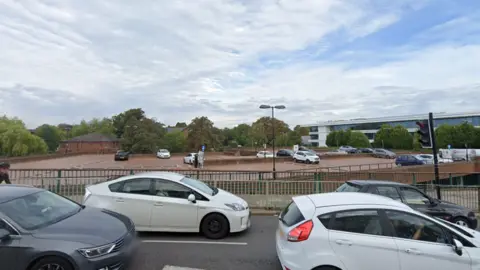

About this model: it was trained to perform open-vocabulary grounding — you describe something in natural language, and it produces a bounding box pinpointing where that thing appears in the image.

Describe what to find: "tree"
[374,125,412,149]
[435,122,478,149]
[120,117,165,153]
[230,124,251,147]
[70,118,114,138]
[163,131,186,153]
[250,117,290,146]
[0,116,48,156]
[347,132,370,148]
[435,124,456,149]
[325,131,337,147]
[112,108,146,138]
[35,124,65,152]
[293,125,309,136]
[174,122,187,128]
[186,116,216,151]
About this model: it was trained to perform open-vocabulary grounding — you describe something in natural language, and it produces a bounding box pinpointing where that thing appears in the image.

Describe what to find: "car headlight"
[225,203,246,211]
[78,243,115,258]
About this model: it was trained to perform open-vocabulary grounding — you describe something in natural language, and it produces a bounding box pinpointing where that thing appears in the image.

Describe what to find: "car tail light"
[287,220,313,242]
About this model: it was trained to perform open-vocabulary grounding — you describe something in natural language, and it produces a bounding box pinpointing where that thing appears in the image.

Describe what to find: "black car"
[114,150,130,161]
[358,148,373,153]
[0,185,139,270]
[276,149,294,157]
[336,180,478,229]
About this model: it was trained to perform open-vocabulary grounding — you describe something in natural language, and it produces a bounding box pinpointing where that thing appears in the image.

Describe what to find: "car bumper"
[228,209,251,233]
[157,156,171,159]
[74,235,140,270]
[276,231,304,270]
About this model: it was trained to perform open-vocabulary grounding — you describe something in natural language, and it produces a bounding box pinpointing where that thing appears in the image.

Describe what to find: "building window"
[311,142,319,147]
[310,134,319,140]
[309,126,318,132]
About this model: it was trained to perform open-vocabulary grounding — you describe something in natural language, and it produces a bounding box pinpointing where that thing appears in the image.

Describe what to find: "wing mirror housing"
[453,239,463,256]
[0,228,10,241]
[187,194,196,203]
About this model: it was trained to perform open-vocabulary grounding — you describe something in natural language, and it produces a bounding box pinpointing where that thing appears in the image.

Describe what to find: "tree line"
[0,108,309,156]
[325,122,480,150]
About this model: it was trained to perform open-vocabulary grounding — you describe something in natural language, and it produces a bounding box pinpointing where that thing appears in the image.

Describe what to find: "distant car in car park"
[416,154,453,164]
[83,171,251,239]
[324,149,348,155]
[338,145,357,154]
[114,150,130,161]
[293,151,320,164]
[336,180,477,229]
[256,151,274,158]
[372,148,396,159]
[156,149,171,159]
[395,154,426,166]
[183,152,198,164]
[358,148,374,153]
[276,149,294,157]
[276,192,479,270]
[0,185,138,270]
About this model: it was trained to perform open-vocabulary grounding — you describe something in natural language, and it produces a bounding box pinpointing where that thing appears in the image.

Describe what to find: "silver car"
[372,148,396,159]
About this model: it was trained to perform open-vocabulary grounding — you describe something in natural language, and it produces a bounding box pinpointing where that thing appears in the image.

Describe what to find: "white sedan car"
[83,171,251,239]
[256,151,274,158]
[156,149,171,159]
[183,152,197,164]
[276,192,479,270]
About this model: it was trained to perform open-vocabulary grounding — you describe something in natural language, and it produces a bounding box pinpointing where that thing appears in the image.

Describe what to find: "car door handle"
[115,198,124,202]
[405,248,422,255]
[335,239,352,246]
[153,202,163,206]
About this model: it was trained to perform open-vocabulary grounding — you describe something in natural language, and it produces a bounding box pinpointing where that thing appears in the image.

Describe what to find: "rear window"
[336,182,361,192]
[280,202,305,227]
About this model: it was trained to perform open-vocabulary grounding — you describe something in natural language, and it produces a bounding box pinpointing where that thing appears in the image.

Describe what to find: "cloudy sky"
[1,0,479,128]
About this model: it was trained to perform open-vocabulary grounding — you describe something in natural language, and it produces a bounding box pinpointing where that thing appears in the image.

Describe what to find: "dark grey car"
[0,185,138,270]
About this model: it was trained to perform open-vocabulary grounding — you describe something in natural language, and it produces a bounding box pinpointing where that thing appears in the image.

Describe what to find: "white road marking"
[162,266,204,270]
[142,240,247,245]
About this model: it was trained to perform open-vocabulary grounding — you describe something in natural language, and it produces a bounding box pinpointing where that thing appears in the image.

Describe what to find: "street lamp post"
[259,104,286,179]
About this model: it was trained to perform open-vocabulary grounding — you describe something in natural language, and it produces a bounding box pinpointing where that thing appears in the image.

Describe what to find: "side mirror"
[0,228,10,240]
[187,194,196,203]
[453,239,463,256]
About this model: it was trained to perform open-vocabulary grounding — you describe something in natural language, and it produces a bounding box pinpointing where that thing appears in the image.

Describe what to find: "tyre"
[306,159,311,164]
[29,256,73,270]
[452,217,470,228]
[312,266,341,270]
[293,158,297,163]
[201,213,230,239]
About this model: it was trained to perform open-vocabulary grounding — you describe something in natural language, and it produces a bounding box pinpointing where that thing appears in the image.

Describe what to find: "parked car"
[323,149,348,155]
[395,154,426,166]
[372,148,396,159]
[256,151,274,158]
[83,171,251,239]
[358,148,374,153]
[276,192,479,270]
[339,145,357,154]
[276,149,294,157]
[416,154,453,164]
[293,151,320,164]
[335,180,477,229]
[0,184,139,270]
[183,152,198,164]
[156,149,171,159]
[114,150,130,161]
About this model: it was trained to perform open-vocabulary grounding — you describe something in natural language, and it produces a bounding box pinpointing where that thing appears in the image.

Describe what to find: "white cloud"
[0,0,478,129]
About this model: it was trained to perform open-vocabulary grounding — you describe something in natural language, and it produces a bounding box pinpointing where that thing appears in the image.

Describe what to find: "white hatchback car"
[156,149,171,159]
[293,151,319,164]
[276,192,480,270]
[83,171,251,239]
[183,152,197,164]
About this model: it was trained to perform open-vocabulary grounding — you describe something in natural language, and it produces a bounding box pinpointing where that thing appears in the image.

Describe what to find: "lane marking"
[163,266,204,270]
[142,240,247,245]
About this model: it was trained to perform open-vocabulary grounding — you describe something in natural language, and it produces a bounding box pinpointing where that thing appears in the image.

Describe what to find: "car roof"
[127,171,185,182]
[0,185,43,204]
[305,192,410,209]
[347,180,408,186]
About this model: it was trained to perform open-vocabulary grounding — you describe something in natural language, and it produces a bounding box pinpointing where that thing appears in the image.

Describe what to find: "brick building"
[57,133,120,154]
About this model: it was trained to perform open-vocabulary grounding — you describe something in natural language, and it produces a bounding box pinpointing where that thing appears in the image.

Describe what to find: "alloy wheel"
[455,220,469,227]
[38,264,65,270]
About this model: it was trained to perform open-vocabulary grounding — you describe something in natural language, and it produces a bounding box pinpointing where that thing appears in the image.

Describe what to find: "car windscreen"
[0,190,81,230]
[159,149,169,153]
[180,177,214,196]
[434,217,474,238]
[335,182,361,192]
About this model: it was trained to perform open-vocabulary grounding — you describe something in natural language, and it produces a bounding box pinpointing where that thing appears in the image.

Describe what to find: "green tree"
[163,131,186,153]
[347,132,370,148]
[293,125,309,136]
[112,108,146,138]
[70,118,114,138]
[325,131,337,147]
[250,117,290,146]
[374,125,412,149]
[35,124,65,152]
[435,124,456,149]
[174,122,187,128]
[120,117,165,153]
[0,116,48,156]
[231,124,251,146]
[454,122,476,148]
[186,116,216,151]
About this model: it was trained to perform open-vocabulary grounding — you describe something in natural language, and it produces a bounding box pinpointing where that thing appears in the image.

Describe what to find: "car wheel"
[452,217,470,228]
[312,266,341,270]
[201,213,230,239]
[293,158,297,163]
[306,160,311,164]
[29,256,73,270]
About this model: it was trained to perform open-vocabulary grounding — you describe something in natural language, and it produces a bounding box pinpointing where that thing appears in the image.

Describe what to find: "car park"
[83,171,251,239]
[293,151,320,164]
[0,184,138,270]
[335,180,477,229]
[395,154,426,166]
[276,149,294,157]
[276,192,480,270]
[156,149,171,159]
[183,152,198,164]
[372,148,396,159]
[256,151,274,158]
[114,150,130,161]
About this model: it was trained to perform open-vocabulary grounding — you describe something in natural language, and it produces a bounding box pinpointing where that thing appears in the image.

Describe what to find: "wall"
[57,141,120,154]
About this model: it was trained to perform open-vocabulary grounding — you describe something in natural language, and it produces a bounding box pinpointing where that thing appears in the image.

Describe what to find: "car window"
[180,177,214,196]
[154,179,193,199]
[318,213,332,228]
[108,181,123,192]
[120,178,152,195]
[331,210,384,236]
[369,186,402,201]
[399,187,430,205]
[336,182,361,192]
[385,210,448,244]
[280,202,305,227]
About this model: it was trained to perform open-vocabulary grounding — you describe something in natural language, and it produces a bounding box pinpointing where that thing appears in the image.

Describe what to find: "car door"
[327,209,400,270]
[109,178,153,229]
[384,210,471,270]
[150,179,199,231]
[398,187,444,218]
[0,219,25,269]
